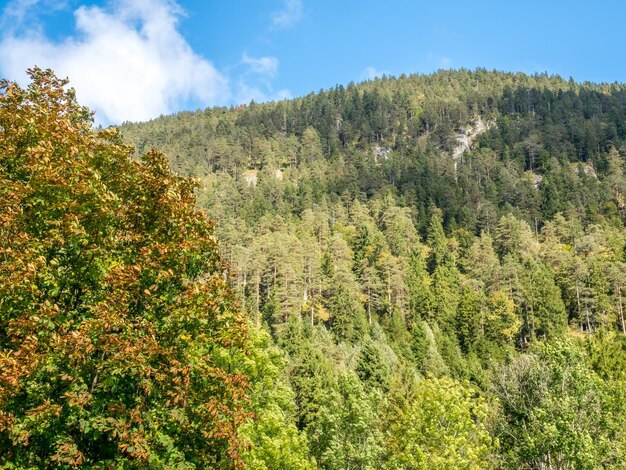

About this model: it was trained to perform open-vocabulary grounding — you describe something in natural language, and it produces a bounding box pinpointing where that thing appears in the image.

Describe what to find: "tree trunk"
[618,285,626,335]
[575,283,583,331]
[255,274,260,327]
[367,285,372,325]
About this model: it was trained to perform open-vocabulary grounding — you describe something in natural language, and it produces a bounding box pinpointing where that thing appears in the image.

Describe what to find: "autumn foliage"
[0,69,252,468]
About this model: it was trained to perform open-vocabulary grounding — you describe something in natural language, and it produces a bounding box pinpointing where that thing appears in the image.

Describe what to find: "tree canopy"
[0,69,252,468]
[4,66,626,468]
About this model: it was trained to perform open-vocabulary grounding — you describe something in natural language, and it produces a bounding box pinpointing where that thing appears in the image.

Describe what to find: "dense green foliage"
[0,70,254,468]
[121,68,626,469]
[3,66,626,468]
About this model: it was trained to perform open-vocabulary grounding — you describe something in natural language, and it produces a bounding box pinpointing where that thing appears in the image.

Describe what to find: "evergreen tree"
[385,377,495,469]
[240,330,314,469]
[311,372,383,470]
[456,285,484,352]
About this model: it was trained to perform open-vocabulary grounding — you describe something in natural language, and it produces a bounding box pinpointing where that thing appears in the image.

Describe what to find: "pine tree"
[406,246,434,326]
[456,285,484,352]
[385,377,495,469]
[310,372,383,469]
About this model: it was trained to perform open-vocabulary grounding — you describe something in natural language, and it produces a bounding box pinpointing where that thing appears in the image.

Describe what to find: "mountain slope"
[120,69,626,468]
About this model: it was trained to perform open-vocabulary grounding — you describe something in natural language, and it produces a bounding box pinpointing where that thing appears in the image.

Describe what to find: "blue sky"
[1,0,624,124]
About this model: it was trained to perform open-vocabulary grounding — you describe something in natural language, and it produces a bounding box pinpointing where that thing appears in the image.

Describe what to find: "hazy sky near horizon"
[1,0,624,124]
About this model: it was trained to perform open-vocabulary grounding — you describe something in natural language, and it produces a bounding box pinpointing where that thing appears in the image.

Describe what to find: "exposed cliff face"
[451,117,493,178]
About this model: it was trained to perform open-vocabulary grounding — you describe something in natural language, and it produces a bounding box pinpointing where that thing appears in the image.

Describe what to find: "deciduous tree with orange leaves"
[0,68,252,468]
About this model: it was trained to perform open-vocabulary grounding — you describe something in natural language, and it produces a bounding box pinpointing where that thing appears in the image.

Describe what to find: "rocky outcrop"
[451,117,493,179]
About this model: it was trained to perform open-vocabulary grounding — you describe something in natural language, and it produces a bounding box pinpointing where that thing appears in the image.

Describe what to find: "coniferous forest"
[4,68,626,468]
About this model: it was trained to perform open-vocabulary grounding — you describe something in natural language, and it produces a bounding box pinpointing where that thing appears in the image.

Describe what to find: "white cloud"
[271,0,303,30]
[1,0,40,31]
[362,66,388,80]
[241,53,279,78]
[235,53,289,104]
[0,0,229,125]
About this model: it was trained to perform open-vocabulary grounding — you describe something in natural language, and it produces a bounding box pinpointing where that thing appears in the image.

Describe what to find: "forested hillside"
[119,69,626,468]
[3,65,626,469]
